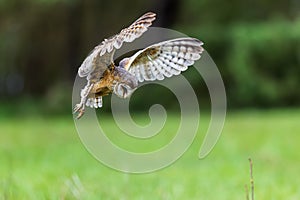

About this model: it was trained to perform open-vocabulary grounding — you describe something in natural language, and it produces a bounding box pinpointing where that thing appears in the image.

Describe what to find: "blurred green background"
[0,0,299,114]
[1,0,300,199]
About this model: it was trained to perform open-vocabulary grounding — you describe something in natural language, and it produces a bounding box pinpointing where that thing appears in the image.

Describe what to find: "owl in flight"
[73,12,204,119]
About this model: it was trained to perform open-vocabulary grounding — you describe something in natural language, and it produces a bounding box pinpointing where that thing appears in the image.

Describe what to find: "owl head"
[113,82,136,99]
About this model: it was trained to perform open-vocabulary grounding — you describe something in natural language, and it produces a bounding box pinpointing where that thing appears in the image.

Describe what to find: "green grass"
[1,110,300,199]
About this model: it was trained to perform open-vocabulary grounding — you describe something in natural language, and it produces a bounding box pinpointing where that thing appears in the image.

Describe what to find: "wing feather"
[78,12,156,78]
[125,38,204,82]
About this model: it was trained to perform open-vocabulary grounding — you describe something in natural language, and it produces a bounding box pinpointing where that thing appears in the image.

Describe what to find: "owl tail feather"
[86,97,103,108]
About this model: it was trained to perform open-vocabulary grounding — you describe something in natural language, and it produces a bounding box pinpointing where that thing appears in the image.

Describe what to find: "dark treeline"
[0,0,299,113]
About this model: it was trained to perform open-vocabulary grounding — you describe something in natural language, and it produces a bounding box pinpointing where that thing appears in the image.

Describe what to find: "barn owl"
[73,12,204,119]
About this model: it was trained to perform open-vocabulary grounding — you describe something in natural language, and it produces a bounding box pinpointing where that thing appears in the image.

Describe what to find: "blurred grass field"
[1,109,300,199]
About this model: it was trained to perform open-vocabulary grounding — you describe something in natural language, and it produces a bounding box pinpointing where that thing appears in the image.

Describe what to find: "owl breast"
[90,69,115,95]
[89,66,138,98]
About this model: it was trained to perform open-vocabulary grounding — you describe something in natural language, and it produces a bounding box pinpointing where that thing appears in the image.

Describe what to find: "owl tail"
[86,96,103,108]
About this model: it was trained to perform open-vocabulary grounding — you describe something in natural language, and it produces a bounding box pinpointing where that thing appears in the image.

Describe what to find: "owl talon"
[73,103,81,113]
[73,103,85,119]
[76,109,85,119]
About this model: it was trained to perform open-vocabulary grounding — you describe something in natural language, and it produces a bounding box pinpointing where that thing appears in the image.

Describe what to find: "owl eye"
[120,85,128,96]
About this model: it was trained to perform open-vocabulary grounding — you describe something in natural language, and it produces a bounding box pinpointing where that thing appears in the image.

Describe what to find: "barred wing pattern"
[125,38,204,82]
[98,12,156,56]
[78,12,156,78]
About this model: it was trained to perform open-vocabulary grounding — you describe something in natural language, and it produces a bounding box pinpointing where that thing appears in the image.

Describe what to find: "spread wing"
[78,12,156,78]
[124,38,204,82]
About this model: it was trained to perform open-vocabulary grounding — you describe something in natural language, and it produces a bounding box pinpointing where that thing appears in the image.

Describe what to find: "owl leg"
[73,83,94,119]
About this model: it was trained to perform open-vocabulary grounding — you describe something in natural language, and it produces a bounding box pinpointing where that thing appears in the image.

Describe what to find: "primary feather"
[124,38,204,82]
[77,12,156,78]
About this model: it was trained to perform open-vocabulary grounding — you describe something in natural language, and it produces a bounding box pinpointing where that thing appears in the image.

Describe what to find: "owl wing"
[124,38,204,82]
[78,12,156,78]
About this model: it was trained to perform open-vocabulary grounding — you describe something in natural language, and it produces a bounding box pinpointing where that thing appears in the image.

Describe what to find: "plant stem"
[249,158,254,200]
